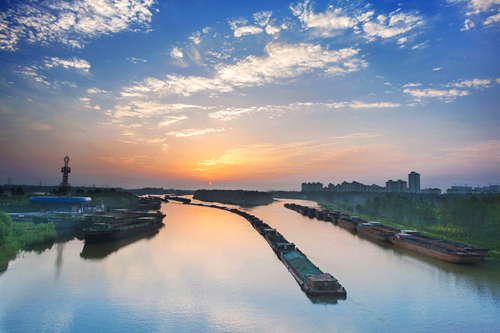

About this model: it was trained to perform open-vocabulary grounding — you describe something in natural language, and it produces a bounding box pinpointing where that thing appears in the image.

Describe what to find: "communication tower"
[59,155,71,195]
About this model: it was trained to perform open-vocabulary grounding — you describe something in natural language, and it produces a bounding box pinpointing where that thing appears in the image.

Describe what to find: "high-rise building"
[408,171,420,194]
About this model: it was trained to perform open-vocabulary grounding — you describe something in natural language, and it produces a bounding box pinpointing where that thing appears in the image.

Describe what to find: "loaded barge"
[188,202,346,298]
[83,211,165,243]
[390,233,483,264]
[284,202,487,264]
[356,221,400,242]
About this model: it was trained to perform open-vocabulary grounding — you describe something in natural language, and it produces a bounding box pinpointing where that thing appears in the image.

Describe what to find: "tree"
[0,212,13,245]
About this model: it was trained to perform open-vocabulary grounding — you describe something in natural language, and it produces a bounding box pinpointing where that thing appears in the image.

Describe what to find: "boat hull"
[356,227,392,242]
[84,222,162,243]
[337,219,357,231]
[390,237,482,264]
[279,251,347,297]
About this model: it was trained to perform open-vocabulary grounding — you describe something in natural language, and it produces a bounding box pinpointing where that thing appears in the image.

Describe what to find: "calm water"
[1,198,500,332]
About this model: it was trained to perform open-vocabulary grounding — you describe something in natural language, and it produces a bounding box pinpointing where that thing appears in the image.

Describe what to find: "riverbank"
[0,212,57,264]
[193,189,274,206]
[317,201,500,262]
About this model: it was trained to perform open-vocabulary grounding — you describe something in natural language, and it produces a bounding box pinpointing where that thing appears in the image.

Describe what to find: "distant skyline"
[1,0,499,191]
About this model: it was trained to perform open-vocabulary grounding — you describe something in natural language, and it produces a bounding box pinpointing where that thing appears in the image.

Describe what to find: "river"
[1,198,499,332]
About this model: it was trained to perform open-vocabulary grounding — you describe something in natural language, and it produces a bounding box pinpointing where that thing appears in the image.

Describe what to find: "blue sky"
[0,0,499,191]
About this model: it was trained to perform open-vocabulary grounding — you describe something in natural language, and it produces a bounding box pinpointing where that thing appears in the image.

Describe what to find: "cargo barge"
[192,202,347,298]
[389,233,483,264]
[356,221,400,242]
[337,216,361,231]
[83,211,165,243]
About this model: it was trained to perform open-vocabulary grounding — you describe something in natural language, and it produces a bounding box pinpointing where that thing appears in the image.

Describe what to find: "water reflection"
[80,226,162,261]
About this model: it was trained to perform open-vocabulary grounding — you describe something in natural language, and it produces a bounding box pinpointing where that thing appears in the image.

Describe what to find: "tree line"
[0,212,57,263]
[331,194,500,249]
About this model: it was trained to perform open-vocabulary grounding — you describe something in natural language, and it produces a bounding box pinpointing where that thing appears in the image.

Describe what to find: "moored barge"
[84,212,165,243]
[356,222,400,242]
[389,233,483,264]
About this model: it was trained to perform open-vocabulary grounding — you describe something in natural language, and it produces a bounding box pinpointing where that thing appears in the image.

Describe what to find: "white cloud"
[462,18,476,30]
[166,128,224,137]
[291,0,365,37]
[265,25,281,35]
[446,78,492,88]
[449,0,500,29]
[188,31,202,44]
[433,67,442,71]
[170,47,183,59]
[111,101,214,118]
[122,42,364,97]
[484,11,500,25]
[44,57,90,73]
[402,83,422,87]
[0,0,155,51]
[158,115,188,127]
[411,41,428,50]
[127,57,147,64]
[363,12,425,40]
[233,26,264,38]
[87,88,110,94]
[254,11,272,27]
[348,101,400,108]
[403,88,470,100]
[332,133,382,139]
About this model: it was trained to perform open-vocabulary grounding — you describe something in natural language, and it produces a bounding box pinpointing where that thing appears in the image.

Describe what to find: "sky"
[0,0,499,191]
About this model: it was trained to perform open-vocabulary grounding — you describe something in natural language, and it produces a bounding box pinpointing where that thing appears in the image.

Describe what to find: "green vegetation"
[319,194,500,257]
[0,211,57,263]
[75,188,139,207]
[0,193,40,213]
[194,189,274,206]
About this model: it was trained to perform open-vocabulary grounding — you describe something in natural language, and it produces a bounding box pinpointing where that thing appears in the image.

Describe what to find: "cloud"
[432,67,442,71]
[254,11,272,27]
[332,133,382,139]
[445,78,492,89]
[290,1,424,41]
[208,99,401,121]
[158,115,188,127]
[403,88,470,100]
[122,42,364,97]
[290,0,367,37]
[363,11,425,40]
[411,41,429,50]
[484,11,500,25]
[111,101,214,118]
[347,101,400,108]
[265,25,281,35]
[87,88,110,94]
[166,128,224,137]
[127,57,147,64]
[441,140,500,161]
[402,83,422,87]
[28,122,52,131]
[448,0,500,29]
[170,47,183,59]
[325,58,368,76]
[233,26,264,38]
[44,57,90,74]
[0,0,155,51]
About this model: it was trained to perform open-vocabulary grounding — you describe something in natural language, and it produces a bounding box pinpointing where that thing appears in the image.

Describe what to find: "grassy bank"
[317,201,500,261]
[0,211,57,263]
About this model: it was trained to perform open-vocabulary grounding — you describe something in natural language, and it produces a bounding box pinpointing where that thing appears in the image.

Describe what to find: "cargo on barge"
[83,212,165,243]
[389,233,483,264]
[356,222,400,242]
